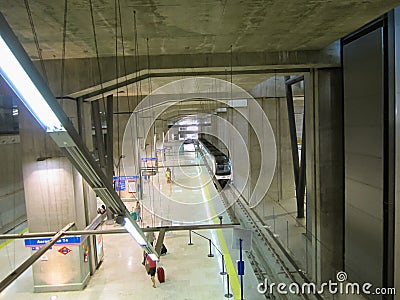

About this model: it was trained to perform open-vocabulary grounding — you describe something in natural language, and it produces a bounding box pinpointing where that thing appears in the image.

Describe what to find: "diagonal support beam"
[285,76,300,185]
[285,75,306,218]
[297,117,306,218]
[154,228,166,256]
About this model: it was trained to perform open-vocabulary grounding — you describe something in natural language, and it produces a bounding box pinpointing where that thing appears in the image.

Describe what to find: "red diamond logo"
[58,246,72,255]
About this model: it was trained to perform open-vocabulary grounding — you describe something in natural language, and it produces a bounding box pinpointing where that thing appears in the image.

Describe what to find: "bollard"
[286,220,289,248]
[208,239,214,257]
[188,230,193,245]
[305,233,309,274]
[220,255,227,275]
[218,215,223,225]
[273,206,276,234]
[224,273,233,298]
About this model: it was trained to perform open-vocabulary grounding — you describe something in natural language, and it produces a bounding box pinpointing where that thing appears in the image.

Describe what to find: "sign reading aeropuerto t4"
[24,236,81,247]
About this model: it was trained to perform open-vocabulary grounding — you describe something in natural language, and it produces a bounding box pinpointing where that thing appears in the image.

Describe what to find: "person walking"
[134,201,141,221]
[145,226,156,246]
[165,167,171,183]
[145,254,157,288]
[142,227,156,265]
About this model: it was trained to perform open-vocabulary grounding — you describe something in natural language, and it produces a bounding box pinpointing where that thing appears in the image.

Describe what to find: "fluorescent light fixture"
[148,253,158,261]
[186,126,198,131]
[0,36,64,132]
[124,217,147,246]
[215,107,227,113]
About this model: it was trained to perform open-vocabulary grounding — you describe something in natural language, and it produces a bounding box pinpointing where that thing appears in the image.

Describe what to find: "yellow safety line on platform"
[0,227,28,250]
[200,169,241,300]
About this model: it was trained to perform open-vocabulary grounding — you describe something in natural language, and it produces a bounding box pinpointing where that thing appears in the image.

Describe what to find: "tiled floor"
[0,141,265,300]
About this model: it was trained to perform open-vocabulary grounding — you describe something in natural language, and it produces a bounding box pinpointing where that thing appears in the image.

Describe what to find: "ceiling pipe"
[0,223,240,240]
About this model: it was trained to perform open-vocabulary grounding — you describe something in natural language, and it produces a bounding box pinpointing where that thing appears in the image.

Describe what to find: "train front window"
[215,156,231,175]
[216,164,230,175]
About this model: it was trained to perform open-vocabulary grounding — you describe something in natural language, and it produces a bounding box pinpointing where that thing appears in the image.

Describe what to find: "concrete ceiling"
[0,0,398,60]
[0,1,398,122]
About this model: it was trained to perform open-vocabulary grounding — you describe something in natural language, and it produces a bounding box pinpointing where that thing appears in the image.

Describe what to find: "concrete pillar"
[78,99,103,275]
[304,68,343,285]
[19,99,92,292]
[0,134,25,233]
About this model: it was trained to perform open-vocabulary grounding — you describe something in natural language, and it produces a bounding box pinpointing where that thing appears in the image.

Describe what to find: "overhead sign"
[141,157,157,162]
[24,236,81,247]
[141,170,157,176]
[113,176,139,191]
[231,228,252,251]
[115,179,126,191]
[128,181,137,193]
[228,99,248,107]
[112,175,139,180]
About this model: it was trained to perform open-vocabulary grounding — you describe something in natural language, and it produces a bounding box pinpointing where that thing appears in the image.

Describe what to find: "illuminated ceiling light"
[123,217,147,246]
[186,126,198,131]
[148,253,158,261]
[0,36,64,132]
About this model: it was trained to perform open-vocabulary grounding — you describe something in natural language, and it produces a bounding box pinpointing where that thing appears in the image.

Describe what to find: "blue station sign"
[112,175,139,181]
[141,157,157,162]
[24,236,81,247]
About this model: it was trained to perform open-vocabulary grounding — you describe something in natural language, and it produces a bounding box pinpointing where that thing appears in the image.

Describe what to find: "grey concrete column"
[0,134,25,233]
[19,99,91,292]
[79,100,102,275]
[305,68,343,285]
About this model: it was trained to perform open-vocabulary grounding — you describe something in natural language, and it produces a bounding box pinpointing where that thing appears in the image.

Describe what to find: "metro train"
[196,138,231,188]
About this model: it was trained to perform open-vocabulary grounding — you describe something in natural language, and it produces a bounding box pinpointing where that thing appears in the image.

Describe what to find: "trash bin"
[131,211,137,221]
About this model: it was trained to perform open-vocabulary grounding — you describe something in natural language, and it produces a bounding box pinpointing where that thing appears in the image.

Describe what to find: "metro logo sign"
[58,246,72,255]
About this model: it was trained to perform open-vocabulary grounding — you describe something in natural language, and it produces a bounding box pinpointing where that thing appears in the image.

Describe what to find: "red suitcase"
[157,267,165,283]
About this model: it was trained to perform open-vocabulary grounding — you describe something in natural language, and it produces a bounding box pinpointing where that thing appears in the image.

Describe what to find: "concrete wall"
[226,96,295,207]
[0,135,26,233]
[227,106,251,201]
[253,97,295,204]
[250,76,304,99]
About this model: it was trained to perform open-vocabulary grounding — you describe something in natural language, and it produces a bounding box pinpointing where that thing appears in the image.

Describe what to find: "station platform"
[0,142,265,300]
